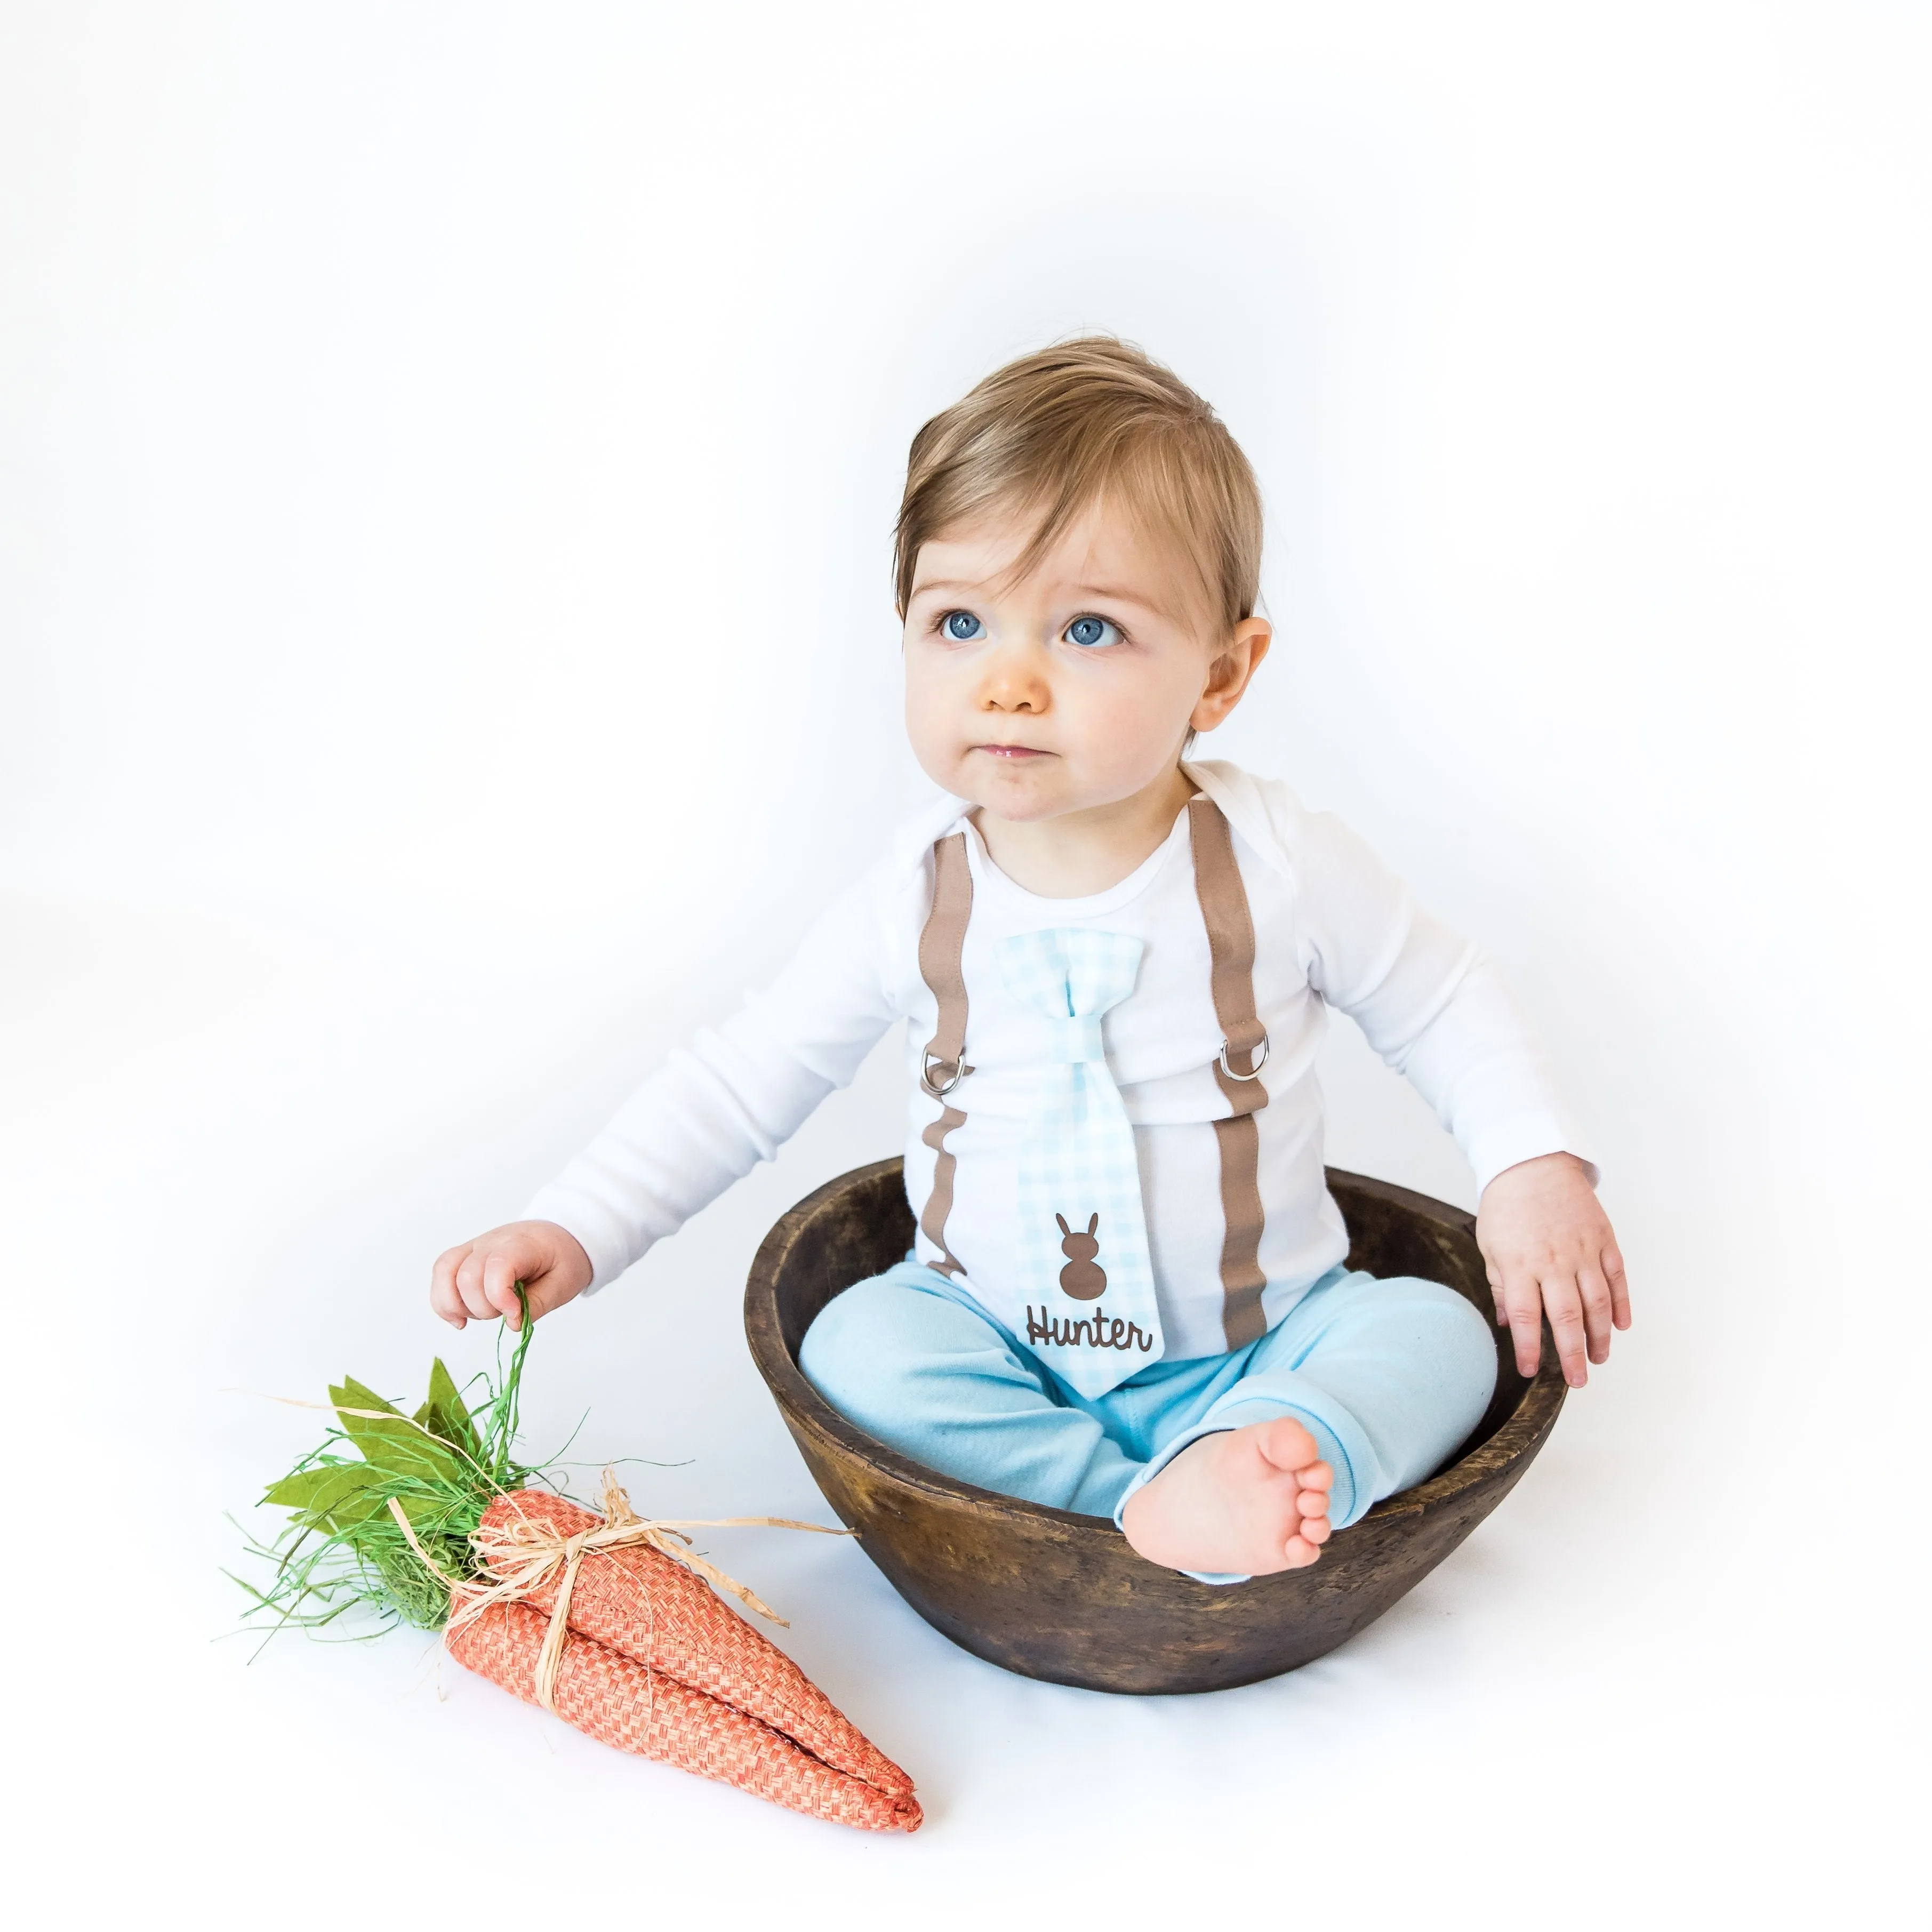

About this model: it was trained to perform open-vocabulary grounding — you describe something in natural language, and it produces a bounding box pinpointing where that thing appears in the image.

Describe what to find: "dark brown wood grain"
[744,1159,1565,1695]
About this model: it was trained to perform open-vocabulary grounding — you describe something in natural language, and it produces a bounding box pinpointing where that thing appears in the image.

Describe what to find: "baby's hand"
[1475,1152,1630,1388]
[430,1220,594,1330]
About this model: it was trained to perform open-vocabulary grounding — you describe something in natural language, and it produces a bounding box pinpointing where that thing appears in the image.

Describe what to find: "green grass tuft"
[231,1286,570,1649]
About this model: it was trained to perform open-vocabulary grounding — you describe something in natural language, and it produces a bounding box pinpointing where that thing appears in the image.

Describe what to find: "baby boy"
[430,339,1630,1582]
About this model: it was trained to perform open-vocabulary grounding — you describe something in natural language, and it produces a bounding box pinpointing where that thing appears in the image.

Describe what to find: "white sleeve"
[522,862,907,1293]
[1294,809,1594,1196]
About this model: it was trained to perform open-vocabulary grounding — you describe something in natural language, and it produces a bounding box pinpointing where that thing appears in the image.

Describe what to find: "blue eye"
[1065,615,1121,648]
[943,611,984,641]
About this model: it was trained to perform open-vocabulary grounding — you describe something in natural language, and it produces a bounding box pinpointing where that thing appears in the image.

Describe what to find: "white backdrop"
[4,4,1926,1925]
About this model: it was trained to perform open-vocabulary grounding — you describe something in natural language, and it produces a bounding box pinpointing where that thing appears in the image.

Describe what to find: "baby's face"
[902,501,1267,824]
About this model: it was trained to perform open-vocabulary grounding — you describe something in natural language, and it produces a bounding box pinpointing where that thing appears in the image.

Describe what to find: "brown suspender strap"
[1188,797,1271,1350]
[918,1104,968,1278]
[916,832,974,1277]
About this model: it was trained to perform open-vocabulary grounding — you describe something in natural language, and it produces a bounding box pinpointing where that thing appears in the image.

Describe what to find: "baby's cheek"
[904,733,967,799]
[902,676,966,769]
[1069,679,1193,781]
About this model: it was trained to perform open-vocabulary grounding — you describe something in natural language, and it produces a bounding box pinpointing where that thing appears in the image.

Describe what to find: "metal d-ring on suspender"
[1188,796,1273,1350]
[915,832,974,1276]
[1218,1036,1271,1081]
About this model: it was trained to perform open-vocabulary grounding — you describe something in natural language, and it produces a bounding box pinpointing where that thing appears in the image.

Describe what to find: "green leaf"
[262,1461,390,1532]
[331,1376,465,1486]
[320,1491,393,1532]
[263,1463,383,1513]
[413,1358,480,1463]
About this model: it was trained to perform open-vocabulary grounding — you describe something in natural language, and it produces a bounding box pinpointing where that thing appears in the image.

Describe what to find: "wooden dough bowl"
[744,1158,1565,1695]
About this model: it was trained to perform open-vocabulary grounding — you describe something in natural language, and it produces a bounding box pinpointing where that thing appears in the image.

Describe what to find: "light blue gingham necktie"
[998,927,1165,1398]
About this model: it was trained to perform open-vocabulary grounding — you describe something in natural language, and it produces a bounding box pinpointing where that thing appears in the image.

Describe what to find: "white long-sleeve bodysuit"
[526,760,1586,1365]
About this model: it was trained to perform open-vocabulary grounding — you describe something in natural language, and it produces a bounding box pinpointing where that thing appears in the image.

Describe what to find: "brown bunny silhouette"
[1055,1213,1107,1300]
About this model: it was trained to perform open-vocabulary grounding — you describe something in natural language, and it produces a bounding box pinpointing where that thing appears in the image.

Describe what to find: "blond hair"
[893,337,1263,637]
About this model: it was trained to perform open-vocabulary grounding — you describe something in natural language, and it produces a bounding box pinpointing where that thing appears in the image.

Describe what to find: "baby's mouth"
[975,743,1051,760]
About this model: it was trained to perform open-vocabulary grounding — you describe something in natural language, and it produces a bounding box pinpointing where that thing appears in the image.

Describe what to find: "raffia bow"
[389,1469,852,1714]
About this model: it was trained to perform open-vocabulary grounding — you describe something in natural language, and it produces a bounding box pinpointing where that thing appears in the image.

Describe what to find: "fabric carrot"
[237,1297,920,1833]
[445,1490,920,1831]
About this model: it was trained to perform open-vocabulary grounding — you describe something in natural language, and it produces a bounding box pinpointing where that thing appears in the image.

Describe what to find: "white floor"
[6,887,1915,1928]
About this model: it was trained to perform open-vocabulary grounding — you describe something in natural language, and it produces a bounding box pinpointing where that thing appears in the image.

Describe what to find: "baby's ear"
[1055,1214,1070,1236]
[1087,1213,1099,1236]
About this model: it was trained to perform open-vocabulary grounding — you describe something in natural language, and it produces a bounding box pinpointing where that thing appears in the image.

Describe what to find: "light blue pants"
[800,1257,1498,1582]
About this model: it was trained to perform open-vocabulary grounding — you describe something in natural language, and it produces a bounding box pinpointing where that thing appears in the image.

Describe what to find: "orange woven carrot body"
[445,1490,921,1832]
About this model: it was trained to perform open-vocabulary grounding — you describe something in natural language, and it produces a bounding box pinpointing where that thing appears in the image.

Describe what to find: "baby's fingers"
[1500,1275,1544,1379]
[1604,1244,1633,1330]
[483,1250,529,1326]
[1578,1262,1615,1364]
[430,1245,472,1329]
[1542,1274,1591,1388]
[452,1248,501,1324]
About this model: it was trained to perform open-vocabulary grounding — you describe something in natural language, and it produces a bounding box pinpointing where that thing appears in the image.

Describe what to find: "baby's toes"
[1294,1484,1332,1543]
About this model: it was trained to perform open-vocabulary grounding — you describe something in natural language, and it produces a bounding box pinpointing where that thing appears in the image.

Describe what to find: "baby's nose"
[976,640,1051,712]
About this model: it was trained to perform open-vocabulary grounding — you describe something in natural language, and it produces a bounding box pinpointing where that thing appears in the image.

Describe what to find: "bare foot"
[1120,1417,1335,1575]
